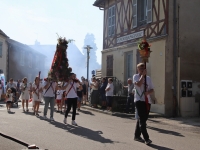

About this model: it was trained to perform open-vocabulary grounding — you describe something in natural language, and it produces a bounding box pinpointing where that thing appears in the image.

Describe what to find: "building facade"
[6,39,46,83]
[93,0,200,117]
[0,30,9,78]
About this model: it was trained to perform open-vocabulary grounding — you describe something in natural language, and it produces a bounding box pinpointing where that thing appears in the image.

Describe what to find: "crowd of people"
[2,62,154,145]
[2,73,115,125]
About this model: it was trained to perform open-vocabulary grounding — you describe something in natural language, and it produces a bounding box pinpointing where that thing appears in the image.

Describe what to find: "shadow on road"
[8,111,15,114]
[147,126,184,137]
[49,120,115,144]
[79,109,95,116]
[149,144,173,150]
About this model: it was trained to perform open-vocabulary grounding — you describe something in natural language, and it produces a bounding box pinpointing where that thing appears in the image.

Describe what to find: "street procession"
[0,0,200,150]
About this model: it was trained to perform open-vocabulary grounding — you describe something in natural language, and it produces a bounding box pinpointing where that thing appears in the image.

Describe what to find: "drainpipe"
[173,0,178,117]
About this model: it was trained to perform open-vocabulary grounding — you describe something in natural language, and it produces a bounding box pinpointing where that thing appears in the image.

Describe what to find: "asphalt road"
[0,102,200,150]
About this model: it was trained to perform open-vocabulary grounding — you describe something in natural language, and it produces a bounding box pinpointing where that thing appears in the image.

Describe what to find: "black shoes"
[145,139,152,145]
[134,137,144,142]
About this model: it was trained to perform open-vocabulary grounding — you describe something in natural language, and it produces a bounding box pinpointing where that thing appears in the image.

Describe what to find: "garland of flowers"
[137,38,151,52]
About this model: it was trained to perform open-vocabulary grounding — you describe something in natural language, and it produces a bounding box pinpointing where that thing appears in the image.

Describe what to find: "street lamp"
[84,45,93,82]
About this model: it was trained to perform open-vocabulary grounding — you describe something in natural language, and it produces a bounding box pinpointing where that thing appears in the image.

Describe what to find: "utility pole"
[84,45,92,82]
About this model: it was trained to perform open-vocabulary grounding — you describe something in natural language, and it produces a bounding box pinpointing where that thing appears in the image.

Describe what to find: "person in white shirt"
[43,77,57,121]
[19,77,31,112]
[63,73,81,126]
[32,76,43,116]
[105,78,114,111]
[133,63,154,145]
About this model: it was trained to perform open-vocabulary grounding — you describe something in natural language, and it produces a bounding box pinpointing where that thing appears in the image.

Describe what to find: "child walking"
[56,85,63,113]
[20,77,31,112]
[5,88,13,112]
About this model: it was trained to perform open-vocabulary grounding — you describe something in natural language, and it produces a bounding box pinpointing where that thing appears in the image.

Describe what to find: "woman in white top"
[32,76,43,116]
[19,77,31,112]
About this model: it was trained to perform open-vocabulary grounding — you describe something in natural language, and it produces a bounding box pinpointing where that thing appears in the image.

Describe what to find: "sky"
[0,0,103,64]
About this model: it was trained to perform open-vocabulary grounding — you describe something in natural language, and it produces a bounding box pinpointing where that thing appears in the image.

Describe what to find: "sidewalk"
[81,104,200,133]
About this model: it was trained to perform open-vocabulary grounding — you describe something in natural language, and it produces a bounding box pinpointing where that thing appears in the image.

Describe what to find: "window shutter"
[132,0,137,28]
[147,0,152,23]
[0,42,2,57]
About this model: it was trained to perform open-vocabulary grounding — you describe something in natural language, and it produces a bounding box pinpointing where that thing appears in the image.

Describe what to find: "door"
[106,55,113,76]
[126,52,133,79]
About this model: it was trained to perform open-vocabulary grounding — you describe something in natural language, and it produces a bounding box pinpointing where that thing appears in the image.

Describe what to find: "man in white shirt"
[133,63,154,145]
[63,73,81,126]
[43,77,57,121]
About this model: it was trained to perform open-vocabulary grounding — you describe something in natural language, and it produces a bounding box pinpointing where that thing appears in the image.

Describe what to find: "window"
[28,53,32,68]
[133,0,152,28]
[20,51,25,66]
[126,52,133,79]
[108,5,115,36]
[0,42,2,57]
[106,55,113,76]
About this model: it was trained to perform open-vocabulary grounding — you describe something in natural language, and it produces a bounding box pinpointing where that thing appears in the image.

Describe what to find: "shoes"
[134,137,145,142]
[60,111,63,114]
[43,115,48,120]
[77,108,80,111]
[50,117,54,121]
[145,139,152,145]
[63,118,67,124]
[23,109,25,112]
[36,113,39,117]
[26,109,29,112]
[71,120,77,126]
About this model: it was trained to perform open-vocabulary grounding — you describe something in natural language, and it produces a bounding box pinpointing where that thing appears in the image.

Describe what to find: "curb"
[81,105,164,118]
[0,131,29,147]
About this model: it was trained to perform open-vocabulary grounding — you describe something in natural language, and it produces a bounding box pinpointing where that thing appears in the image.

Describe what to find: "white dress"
[32,83,43,102]
[19,83,30,100]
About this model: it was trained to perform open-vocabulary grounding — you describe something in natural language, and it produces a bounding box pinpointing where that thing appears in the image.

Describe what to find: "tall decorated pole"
[49,36,73,81]
[138,35,152,112]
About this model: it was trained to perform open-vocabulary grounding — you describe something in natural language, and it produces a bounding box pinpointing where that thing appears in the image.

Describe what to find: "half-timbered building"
[93,0,200,117]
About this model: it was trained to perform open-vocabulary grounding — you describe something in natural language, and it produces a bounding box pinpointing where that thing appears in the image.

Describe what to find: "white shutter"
[147,0,152,23]
[132,0,137,28]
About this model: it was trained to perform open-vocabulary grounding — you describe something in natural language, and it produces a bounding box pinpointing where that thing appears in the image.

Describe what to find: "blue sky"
[0,0,103,64]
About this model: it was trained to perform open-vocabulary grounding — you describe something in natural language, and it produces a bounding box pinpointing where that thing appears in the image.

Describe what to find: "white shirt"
[65,81,79,98]
[7,82,16,89]
[32,83,43,100]
[133,74,154,103]
[56,90,63,100]
[106,83,114,96]
[43,81,56,97]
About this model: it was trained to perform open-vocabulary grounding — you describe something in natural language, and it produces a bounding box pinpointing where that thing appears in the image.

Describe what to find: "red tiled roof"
[0,29,9,38]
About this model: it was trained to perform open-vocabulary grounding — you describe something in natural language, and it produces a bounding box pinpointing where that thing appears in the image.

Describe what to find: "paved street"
[0,102,200,150]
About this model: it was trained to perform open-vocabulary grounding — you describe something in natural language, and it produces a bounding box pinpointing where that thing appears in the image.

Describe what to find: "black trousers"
[134,101,149,141]
[65,98,77,120]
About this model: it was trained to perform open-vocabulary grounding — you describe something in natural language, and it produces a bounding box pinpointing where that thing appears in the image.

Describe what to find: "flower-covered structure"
[138,36,152,62]
[49,37,72,81]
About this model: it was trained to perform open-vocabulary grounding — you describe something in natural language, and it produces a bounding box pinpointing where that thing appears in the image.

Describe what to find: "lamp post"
[84,45,93,82]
